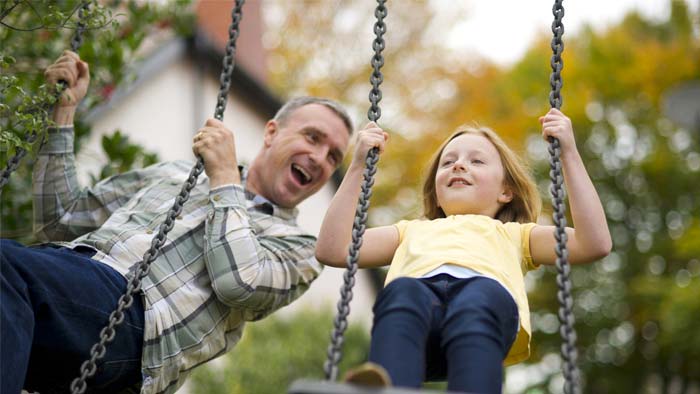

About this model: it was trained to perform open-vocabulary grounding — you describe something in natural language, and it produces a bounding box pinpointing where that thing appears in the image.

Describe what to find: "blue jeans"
[0,239,144,393]
[368,274,519,394]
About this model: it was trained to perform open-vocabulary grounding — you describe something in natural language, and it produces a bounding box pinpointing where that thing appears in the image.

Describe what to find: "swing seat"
[288,379,465,394]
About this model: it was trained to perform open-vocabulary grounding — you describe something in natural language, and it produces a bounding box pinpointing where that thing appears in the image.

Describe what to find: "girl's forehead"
[442,133,497,156]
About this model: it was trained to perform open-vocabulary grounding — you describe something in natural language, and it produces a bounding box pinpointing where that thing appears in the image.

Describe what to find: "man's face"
[258,104,350,208]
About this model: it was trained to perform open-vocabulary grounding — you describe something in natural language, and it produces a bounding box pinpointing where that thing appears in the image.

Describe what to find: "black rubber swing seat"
[288,379,466,394]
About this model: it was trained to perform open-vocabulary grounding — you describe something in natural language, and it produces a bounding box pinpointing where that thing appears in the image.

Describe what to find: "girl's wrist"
[348,159,367,173]
[560,145,581,162]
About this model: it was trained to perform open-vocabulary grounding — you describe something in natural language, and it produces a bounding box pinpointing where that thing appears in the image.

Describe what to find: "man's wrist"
[209,170,241,188]
[52,106,77,125]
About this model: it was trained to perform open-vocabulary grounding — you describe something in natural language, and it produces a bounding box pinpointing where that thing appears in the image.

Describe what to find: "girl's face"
[434,133,513,218]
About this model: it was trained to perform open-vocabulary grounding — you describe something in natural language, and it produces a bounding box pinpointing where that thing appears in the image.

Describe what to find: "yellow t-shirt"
[385,214,539,366]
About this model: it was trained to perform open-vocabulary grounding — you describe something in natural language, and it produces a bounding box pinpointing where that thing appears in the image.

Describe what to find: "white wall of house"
[75,52,376,335]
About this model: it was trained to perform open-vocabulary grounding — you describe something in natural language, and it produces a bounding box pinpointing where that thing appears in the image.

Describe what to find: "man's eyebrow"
[303,126,325,136]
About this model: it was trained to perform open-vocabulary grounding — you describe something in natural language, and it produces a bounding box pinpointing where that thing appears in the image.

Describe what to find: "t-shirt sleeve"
[393,220,412,243]
[520,222,538,271]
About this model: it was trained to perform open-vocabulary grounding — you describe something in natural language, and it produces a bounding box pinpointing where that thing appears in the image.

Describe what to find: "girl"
[316,108,612,393]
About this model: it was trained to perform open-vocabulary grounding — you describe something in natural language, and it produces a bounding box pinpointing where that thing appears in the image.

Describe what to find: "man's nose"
[309,147,327,169]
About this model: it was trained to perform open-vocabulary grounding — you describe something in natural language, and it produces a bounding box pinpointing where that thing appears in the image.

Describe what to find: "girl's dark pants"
[1,239,144,393]
[369,274,519,394]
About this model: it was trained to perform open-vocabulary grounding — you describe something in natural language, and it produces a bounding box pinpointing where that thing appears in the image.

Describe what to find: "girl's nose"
[452,160,468,172]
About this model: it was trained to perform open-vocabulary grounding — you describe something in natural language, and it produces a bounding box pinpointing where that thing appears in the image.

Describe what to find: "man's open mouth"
[291,163,312,186]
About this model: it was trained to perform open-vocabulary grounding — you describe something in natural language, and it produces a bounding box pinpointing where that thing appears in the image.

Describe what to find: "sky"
[443,0,698,65]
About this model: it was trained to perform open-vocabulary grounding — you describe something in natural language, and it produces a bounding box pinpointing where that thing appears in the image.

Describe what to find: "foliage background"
[0,0,193,242]
[199,1,700,393]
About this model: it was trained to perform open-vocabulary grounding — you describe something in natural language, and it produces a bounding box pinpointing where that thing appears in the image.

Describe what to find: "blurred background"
[1,1,698,393]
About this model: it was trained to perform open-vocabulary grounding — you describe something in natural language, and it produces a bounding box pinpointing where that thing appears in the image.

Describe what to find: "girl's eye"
[441,160,453,166]
[472,159,484,164]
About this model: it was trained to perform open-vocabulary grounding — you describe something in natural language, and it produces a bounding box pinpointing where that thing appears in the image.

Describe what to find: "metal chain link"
[548,1,581,393]
[0,0,92,193]
[71,0,91,52]
[324,0,387,382]
[214,0,245,120]
[69,1,245,393]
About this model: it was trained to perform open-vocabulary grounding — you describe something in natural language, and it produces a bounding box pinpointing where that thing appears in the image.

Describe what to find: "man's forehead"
[289,105,350,145]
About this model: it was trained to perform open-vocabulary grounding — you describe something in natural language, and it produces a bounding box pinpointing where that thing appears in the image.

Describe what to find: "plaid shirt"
[33,127,322,394]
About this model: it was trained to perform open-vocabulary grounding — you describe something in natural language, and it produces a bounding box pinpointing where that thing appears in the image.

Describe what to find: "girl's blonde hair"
[422,125,541,223]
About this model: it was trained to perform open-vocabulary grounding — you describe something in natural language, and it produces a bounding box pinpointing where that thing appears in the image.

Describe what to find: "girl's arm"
[315,123,399,268]
[530,109,613,265]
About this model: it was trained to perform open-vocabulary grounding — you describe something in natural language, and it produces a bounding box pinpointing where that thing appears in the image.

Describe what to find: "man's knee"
[0,239,26,270]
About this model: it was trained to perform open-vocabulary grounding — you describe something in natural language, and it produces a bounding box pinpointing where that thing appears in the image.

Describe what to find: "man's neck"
[244,161,264,199]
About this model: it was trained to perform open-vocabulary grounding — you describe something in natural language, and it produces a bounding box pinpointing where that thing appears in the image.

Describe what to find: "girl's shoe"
[343,362,392,387]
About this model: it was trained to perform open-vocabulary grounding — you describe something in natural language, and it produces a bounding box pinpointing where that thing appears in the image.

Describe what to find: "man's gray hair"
[273,97,354,136]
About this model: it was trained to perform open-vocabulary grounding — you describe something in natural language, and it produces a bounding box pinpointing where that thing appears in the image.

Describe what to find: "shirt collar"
[239,165,299,221]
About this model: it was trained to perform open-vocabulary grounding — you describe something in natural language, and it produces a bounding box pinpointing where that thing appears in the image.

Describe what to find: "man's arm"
[192,119,317,316]
[33,51,152,241]
[34,51,96,240]
[203,184,320,317]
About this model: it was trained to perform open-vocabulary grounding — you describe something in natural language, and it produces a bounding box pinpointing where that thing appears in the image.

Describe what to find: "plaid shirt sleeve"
[32,127,151,241]
[204,184,321,318]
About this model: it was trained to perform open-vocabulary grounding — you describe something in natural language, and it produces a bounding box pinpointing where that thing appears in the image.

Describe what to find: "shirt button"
[213,195,221,202]
[146,230,153,234]
[176,215,183,220]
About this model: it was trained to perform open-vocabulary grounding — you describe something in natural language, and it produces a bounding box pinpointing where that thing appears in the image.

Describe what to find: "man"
[1,51,353,393]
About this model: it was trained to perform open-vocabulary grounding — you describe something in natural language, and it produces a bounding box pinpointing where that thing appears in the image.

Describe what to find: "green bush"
[189,310,371,394]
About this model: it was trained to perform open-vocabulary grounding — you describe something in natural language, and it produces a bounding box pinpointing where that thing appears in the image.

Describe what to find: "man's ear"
[498,186,514,204]
[263,120,278,147]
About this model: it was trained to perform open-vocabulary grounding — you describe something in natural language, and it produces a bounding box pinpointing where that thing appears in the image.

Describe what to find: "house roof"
[84,29,282,124]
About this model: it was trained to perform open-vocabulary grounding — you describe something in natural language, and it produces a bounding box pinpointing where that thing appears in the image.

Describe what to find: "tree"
[261,1,700,392]
[0,0,194,242]
[522,3,700,392]
[188,310,371,394]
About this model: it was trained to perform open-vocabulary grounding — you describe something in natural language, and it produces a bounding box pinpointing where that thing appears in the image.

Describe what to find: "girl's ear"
[498,186,514,204]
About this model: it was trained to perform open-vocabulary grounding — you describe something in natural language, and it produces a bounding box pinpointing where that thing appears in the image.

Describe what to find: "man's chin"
[273,190,303,209]
[273,179,326,207]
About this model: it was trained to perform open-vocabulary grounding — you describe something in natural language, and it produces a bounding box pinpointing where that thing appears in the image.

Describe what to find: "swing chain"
[368,1,387,123]
[324,0,387,382]
[71,1,91,52]
[215,0,245,121]
[69,1,245,392]
[548,1,581,393]
[0,0,93,194]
